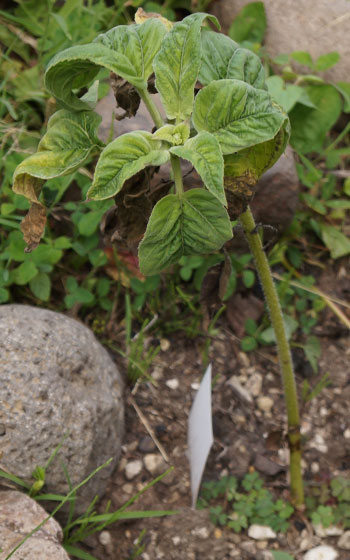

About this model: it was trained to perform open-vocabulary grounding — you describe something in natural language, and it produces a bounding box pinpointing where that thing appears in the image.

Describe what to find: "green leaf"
[224,122,289,185]
[153,13,219,121]
[29,272,51,301]
[192,79,286,155]
[138,189,232,275]
[153,123,190,145]
[12,261,38,285]
[335,81,350,113]
[199,29,265,90]
[320,223,350,259]
[13,109,101,199]
[87,131,170,200]
[290,50,314,68]
[315,52,340,72]
[95,19,168,83]
[170,132,226,205]
[78,211,105,236]
[45,19,167,110]
[228,1,266,44]
[289,85,342,154]
[303,336,321,374]
[266,76,303,113]
[270,551,295,559]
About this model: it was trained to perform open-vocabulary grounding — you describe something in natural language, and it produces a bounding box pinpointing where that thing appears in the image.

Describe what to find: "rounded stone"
[0,490,70,560]
[0,305,124,512]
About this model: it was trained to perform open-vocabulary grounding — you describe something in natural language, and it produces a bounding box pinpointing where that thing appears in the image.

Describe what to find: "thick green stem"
[170,153,184,197]
[240,206,304,507]
[138,87,164,129]
[137,87,184,197]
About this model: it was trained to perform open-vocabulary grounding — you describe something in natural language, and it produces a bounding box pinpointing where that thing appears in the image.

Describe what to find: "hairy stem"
[170,154,184,197]
[240,206,304,507]
[138,88,184,197]
[138,88,164,129]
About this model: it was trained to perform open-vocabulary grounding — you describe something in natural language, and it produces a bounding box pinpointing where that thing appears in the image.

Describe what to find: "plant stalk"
[239,206,304,507]
[137,88,184,197]
[138,88,164,130]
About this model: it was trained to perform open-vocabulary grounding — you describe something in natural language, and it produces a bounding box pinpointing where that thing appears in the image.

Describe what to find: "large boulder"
[211,0,350,82]
[0,490,70,560]
[0,305,124,512]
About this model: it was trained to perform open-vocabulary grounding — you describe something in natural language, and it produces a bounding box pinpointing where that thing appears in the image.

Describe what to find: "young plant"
[12,10,303,505]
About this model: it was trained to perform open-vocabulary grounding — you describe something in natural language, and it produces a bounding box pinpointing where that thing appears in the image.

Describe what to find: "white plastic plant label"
[188,363,214,508]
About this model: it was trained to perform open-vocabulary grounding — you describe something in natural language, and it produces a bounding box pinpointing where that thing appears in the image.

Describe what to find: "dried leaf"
[21,203,47,252]
[110,73,141,119]
[135,7,173,30]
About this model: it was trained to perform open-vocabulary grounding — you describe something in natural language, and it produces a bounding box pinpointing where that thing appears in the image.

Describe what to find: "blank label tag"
[188,364,214,508]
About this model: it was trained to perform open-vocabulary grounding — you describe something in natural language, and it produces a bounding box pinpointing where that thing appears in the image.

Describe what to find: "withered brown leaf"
[21,202,47,253]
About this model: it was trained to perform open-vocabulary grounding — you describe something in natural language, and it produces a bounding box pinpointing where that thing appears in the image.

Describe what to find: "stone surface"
[210,0,350,82]
[257,396,274,414]
[0,305,124,512]
[303,546,338,560]
[338,530,350,549]
[248,525,277,540]
[125,459,143,480]
[0,490,70,560]
[143,453,167,475]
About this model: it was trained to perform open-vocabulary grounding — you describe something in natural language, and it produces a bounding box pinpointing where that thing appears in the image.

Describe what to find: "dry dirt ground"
[80,261,350,560]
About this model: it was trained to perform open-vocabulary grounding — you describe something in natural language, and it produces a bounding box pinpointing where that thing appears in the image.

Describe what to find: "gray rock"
[0,490,70,560]
[0,305,124,513]
[211,0,350,82]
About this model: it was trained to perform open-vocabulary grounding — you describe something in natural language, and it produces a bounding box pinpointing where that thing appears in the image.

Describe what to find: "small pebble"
[248,525,276,540]
[172,536,181,546]
[344,428,350,439]
[99,530,112,547]
[166,378,179,390]
[125,459,143,480]
[256,540,268,549]
[245,372,263,397]
[144,453,166,475]
[191,527,210,539]
[311,462,320,473]
[227,377,253,405]
[304,545,338,560]
[338,530,350,550]
[313,524,343,538]
[214,528,222,539]
[160,338,170,351]
[257,396,274,414]
[138,435,156,453]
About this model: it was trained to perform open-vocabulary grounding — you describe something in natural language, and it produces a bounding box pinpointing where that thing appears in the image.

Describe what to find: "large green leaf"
[223,122,289,217]
[199,29,266,90]
[138,188,232,275]
[289,84,342,154]
[45,19,167,110]
[153,13,219,121]
[193,79,286,155]
[87,131,170,200]
[13,110,102,188]
[170,132,226,205]
[95,19,167,84]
